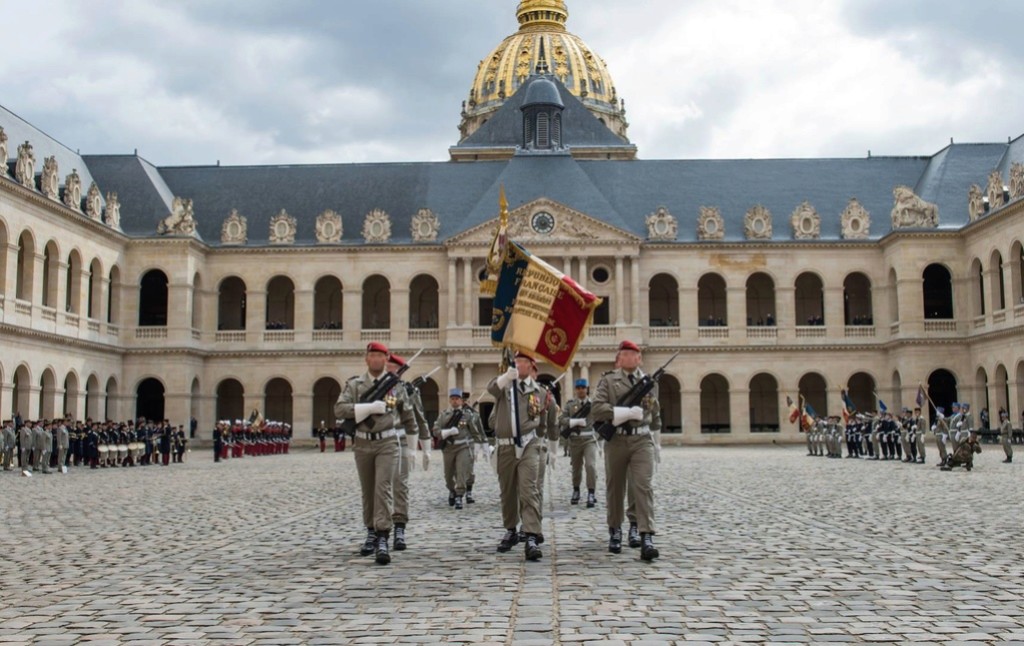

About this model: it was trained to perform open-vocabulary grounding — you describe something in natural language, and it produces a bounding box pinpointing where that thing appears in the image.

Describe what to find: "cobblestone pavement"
[1,445,1022,645]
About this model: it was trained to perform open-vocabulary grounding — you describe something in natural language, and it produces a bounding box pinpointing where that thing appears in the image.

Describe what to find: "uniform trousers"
[442,443,473,496]
[569,434,598,490]
[496,440,542,534]
[605,432,656,534]
[354,434,399,532]
[934,433,948,462]
[391,434,416,525]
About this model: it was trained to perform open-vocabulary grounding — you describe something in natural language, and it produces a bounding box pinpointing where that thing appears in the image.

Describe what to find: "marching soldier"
[213,421,225,462]
[318,421,327,453]
[932,407,950,466]
[532,363,559,514]
[461,391,486,504]
[33,421,51,474]
[175,425,187,463]
[386,352,433,552]
[999,409,1013,463]
[18,421,33,472]
[559,379,600,508]
[1,420,14,470]
[486,351,548,561]
[335,341,419,566]
[912,406,926,464]
[55,421,69,473]
[948,402,965,451]
[433,389,486,510]
[899,408,913,462]
[593,340,662,562]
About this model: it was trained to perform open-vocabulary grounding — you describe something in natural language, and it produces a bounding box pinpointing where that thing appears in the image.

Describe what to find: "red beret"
[366,341,389,354]
[618,340,641,352]
[514,351,536,364]
[387,353,406,366]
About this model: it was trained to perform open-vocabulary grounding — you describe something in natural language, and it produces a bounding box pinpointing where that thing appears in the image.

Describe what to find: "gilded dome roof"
[459,1,628,141]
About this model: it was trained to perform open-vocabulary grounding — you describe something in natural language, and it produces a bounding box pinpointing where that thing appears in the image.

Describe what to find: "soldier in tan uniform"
[999,409,1013,463]
[532,364,559,515]
[461,391,486,504]
[932,406,950,466]
[592,340,662,561]
[486,351,548,561]
[559,379,599,508]
[335,341,419,566]
[433,389,487,509]
[1,420,15,471]
[386,353,433,552]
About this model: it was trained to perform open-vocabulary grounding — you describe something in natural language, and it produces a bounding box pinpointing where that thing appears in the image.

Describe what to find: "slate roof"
[83,155,175,235]
[914,143,1009,229]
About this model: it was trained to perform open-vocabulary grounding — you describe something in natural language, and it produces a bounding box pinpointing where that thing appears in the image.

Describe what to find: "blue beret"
[574,379,588,388]
[448,388,463,397]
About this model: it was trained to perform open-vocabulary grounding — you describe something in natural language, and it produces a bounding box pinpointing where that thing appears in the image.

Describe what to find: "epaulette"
[346,375,360,382]
[601,370,614,376]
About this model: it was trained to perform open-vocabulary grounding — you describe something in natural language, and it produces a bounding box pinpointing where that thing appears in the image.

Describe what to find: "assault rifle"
[339,348,424,437]
[439,408,465,447]
[409,366,440,391]
[595,351,679,442]
[560,401,592,439]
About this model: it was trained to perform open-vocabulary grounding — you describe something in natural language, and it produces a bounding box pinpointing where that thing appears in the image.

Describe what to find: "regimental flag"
[877,398,888,413]
[489,241,602,370]
[801,404,816,432]
[840,388,856,424]
[787,396,801,424]
[481,186,510,298]
[915,385,926,409]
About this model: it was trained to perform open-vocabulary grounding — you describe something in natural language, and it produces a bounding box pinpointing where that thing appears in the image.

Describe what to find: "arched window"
[85,374,101,420]
[794,273,824,325]
[697,273,727,326]
[409,274,440,329]
[107,265,121,324]
[12,365,31,420]
[265,276,295,329]
[847,372,877,414]
[362,275,391,329]
[648,274,678,326]
[891,370,903,411]
[798,373,828,418]
[16,231,35,301]
[536,112,549,148]
[993,364,1009,419]
[63,372,80,418]
[107,377,120,424]
[42,241,59,307]
[749,373,779,433]
[745,273,776,326]
[970,258,985,317]
[313,276,343,329]
[264,378,293,425]
[138,269,169,326]
[927,369,958,421]
[922,264,953,320]
[216,379,245,423]
[991,250,1006,311]
[39,368,56,419]
[658,374,682,433]
[0,220,7,295]
[66,250,82,313]
[887,268,899,323]
[700,374,730,433]
[191,273,202,329]
[135,377,164,423]
[218,277,247,330]
[1011,241,1024,306]
[976,367,990,425]
[88,258,103,319]
[843,272,873,326]
[313,377,341,428]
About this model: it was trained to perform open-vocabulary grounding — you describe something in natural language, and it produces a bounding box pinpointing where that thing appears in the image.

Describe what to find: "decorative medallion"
[986,170,1005,210]
[362,208,392,243]
[104,192,122,230]
[890,186,938,229]
[41,156,59,200]
[85,182,102,221]
[221,209,247,245]
[789,201,821,239]
[15,141,35,189]
[316,209,343,243]
[63,169,82,210]
[697,206,725,241]
[157,196,198,236]
[1010,162,1024,200]
[967,184,985,221]
[840,199,871,239]
[645,206,677,241]
[0,127,8,177]
[411,208,440,242]
[268,209,297,244]
[744,204,773,239]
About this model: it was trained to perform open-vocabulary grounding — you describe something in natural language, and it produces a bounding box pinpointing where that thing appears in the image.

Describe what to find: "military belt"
[496,431,536,447]
[571,430,596,439]
[355,428,400,441]
[617,425,651,436]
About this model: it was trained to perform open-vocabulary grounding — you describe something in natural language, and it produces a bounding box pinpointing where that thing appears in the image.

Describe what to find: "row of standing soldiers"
[212,421,291,462]
[1,418,188,474]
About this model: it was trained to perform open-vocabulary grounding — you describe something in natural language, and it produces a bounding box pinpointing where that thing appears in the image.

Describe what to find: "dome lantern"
[516,0,569,31]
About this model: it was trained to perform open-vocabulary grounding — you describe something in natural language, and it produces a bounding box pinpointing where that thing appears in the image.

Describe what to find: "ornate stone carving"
[744,204,773,240]
[41,156,59,200]
[968,184,985,221]
[269,209,297,244]
[221,209,247,245]
[15,141,35,189]
[63,169,82,210]
[0,127,8,176]
[410,208,439,242]
[645,206,677,241]
[85,182,102,220]
[104,192,121,230]
[840,199,871,239]
[313,209,341,243]
[362,208,392,243]
[986,170,1005,210]
[1010,162,1024,200]
[890,186,938,229]
[789,201,821,239]
[157,197,198,236]
[697,206,724,240]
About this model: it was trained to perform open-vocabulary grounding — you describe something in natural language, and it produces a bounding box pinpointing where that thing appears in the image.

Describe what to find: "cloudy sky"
[4,0,1023,166]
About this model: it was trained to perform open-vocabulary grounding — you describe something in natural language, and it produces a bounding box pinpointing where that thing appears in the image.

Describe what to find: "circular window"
[592,266,610,284]
[752,218,766,234]
[227,221,241,237]
[704,218,719,234]
[275,220,290,237]
[369,220,386,239]
[800,216,814,233]
[849,218,862,233]
[654,219,670,236]
[321,220,336,238]
[416,219,433,237]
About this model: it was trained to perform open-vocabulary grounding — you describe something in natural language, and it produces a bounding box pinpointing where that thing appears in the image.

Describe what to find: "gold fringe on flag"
[480,185,509,297]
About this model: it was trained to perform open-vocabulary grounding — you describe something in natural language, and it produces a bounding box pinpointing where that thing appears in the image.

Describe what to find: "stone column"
[614,256,625,325]
[727,285,746,331]
[294,288,314,335]
[168,283,192,332]
[54,260,68,315]
[31,252,45,307]
[246,290,267,342]
[463,258,474,327]
[446,259,457,329]
[578,256,588,291]
[342,287,361,343]
[681,387,701,439]
[776,284,795,342]
[447,363,458,397]
[3,242,18,298]
[824,286,843,335]
[462,364,474,396]
[579,362,590,385]
[630,256,641,326]
[293,392,313,436]
[164,390,192,429]
[392,287,409,344]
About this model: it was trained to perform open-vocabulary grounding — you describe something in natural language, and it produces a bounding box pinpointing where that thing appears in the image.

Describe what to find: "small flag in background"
[841,389,856,424]
[877,398,888,413]
[916,385,926,408]
[787,396,800,424]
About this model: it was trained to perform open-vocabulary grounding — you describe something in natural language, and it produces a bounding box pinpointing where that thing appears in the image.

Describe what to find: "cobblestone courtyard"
[1,445,1022,645]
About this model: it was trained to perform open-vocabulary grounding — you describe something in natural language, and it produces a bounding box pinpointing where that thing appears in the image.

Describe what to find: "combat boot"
[375,532,391,565]
[570,489,580,505]
[359,527,376,556]
[586,490,597,508]
[524,534,542,561]
[608,527,622,553]
[497,528,519,553]
[448,491,456,507]
[393,524,407,551]
[454,495,464,510]
[1004,456,1013,463]
[465,486,475,504]
[628,523,641,549]
[640,533,659,561]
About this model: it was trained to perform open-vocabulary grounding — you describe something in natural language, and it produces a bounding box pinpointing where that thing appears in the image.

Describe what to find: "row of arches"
[2,364,118,421]
[969,242,1024,317]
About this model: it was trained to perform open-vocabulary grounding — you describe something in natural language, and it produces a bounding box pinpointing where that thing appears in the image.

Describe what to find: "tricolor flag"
[841,388,856,424]
[489,241,602,370]
[787,395,801,424]
[915,385,926,408]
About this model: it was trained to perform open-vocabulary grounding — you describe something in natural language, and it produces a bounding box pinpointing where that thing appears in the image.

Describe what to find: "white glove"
[930,424,937,432]
[474,442,487,460]
[612,406,644,426]
[547,440,559,467]
[652,430,662,464]
[955,422,963,430]
[354,400,387,423]
[569,418,586,428]
[421,442,431,471]
[496,367,518,390]
[441,428,459,439]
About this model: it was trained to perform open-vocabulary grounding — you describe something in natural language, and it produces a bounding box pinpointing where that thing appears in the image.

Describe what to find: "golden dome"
[459,1,627,141]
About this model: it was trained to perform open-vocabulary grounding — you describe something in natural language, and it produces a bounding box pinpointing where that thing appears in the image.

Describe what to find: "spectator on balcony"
[766,313,775,326]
